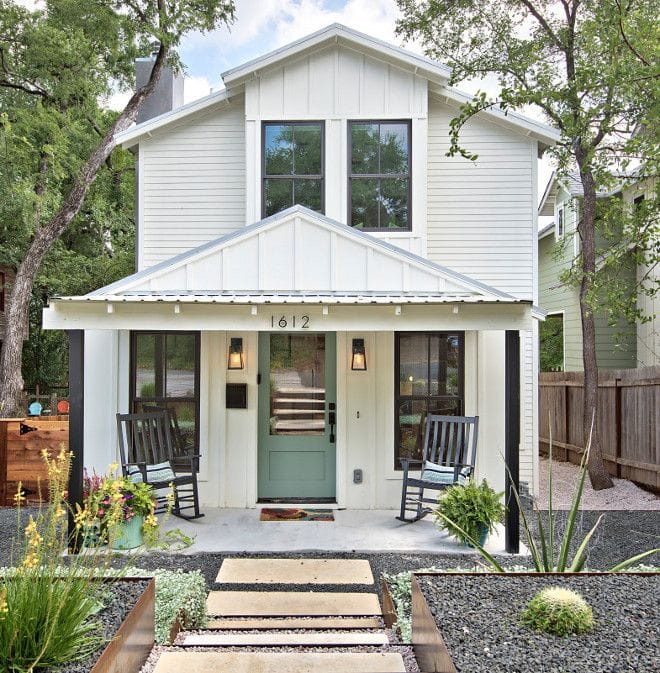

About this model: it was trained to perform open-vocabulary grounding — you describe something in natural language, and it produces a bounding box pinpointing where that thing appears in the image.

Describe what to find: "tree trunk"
[0,45,167,417]
[576,155,614,490]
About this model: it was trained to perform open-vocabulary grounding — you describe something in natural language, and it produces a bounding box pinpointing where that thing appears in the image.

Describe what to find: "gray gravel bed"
[45,579,149,673]
[418,573,660,673]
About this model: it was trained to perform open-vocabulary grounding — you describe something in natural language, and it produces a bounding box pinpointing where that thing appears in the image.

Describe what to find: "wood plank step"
[215,559,374,585]
[153,652,406,673]
[206,591,381,617]
[205,617,383,630]
[181,632,389,646]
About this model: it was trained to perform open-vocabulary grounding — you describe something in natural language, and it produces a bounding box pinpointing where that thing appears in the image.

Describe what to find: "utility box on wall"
[226,383,248,409]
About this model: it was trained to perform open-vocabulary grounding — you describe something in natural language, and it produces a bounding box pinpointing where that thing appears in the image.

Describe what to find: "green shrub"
[521,586,594,636]
[433,479,504,546]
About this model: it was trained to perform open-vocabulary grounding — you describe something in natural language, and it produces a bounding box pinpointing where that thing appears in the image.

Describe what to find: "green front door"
[258,332,337,500]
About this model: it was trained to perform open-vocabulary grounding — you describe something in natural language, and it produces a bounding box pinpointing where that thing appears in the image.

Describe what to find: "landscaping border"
[90,577,155,673]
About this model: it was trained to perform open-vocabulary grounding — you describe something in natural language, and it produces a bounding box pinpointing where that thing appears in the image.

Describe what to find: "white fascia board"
[538,223,554,240]
[538,170,556,216]
[115,89,231,149]
[221,23,451,88]
[431,87,560,153]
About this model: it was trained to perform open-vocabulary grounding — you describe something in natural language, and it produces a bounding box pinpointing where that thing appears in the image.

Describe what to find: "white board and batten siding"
[244,44,428,256]
[138,99,246,270]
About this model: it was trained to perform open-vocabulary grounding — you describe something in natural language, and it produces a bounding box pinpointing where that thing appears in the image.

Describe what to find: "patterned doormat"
[260,507,335,522]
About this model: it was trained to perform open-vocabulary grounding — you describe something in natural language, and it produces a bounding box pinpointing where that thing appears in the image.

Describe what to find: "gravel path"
[536,457,660,510]
[417,573,660,673]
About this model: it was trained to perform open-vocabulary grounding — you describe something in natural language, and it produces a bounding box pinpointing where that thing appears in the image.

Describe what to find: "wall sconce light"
[351,338,367,371]
[227,337,244,370]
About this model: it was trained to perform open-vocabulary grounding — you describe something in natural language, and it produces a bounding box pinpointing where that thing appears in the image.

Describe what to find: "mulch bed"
[416,573,660,673]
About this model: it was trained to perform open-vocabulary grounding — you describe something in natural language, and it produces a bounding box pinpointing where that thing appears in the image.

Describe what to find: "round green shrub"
[521,587,594,637]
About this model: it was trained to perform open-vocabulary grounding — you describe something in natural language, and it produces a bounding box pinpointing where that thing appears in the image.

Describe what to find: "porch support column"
[504,329,520,554]
[67,329,84,551]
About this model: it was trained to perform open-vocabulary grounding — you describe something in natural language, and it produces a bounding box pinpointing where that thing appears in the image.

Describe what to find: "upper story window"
[262,122,324,218]
[349,121,411,231]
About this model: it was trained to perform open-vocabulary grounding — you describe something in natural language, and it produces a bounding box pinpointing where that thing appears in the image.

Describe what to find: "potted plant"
[83,466,160,550]
[433,479,504,547]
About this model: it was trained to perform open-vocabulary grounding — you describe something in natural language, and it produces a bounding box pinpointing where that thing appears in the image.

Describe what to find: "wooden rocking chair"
[116,411,204,520]
[397,414,479,523]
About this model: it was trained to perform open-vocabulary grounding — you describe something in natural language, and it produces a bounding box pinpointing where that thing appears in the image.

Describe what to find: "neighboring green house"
[537,173,657,371]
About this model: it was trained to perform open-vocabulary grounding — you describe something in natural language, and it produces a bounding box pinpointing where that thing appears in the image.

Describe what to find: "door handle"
[328,410,336,443]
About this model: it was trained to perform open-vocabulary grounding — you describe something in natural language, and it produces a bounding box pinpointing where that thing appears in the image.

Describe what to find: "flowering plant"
[79,464,165,542]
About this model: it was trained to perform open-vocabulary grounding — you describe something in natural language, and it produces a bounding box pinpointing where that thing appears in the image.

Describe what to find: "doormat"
[260,508,335,522]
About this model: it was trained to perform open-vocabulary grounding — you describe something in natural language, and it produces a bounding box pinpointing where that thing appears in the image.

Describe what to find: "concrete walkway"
[161,508,514,555]
[152,558,408,673]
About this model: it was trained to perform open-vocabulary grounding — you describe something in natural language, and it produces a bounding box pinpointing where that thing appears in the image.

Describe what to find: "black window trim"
[261,120,326,219]
[348,119,413,232]
[393,331,465,470]
[129,330,201,457]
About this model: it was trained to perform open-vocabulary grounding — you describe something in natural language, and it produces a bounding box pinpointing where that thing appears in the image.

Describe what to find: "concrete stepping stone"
[205,617,383,630]
[181,631,389,646]
[215,559,374,585]
[207,591,381,617]
[153,651,406,673]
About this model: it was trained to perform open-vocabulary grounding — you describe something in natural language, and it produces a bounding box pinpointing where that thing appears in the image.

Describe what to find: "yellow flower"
[13,484,26,505]
[109,462,119,474]
[25,518,38,536]
[144,513,158,528]
[22,553,38,569]
[55,505,66,519]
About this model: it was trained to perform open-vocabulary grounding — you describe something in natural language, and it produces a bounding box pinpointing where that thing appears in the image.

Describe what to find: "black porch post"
[67,329,84,551]
[504,330,520,554]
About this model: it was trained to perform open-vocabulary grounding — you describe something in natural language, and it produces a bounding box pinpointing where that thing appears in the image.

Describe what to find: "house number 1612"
[271,315,310,329]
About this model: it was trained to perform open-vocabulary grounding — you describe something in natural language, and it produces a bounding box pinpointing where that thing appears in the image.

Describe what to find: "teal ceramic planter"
[110,515,144,550]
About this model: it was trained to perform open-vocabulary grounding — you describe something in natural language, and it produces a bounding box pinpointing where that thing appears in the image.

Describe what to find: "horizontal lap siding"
[426,99,535,298]
[140,102,245,269]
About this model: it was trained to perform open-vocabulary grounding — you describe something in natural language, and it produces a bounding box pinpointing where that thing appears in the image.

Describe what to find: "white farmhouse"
[44,25,558,526]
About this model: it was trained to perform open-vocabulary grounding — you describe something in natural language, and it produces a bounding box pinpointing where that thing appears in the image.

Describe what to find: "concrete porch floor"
[160,508,520,556]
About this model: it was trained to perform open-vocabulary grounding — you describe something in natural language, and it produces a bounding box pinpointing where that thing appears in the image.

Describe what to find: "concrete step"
[206,591,381,617]
[153,651,406,673]
[215,559,374,585]
[205,617,383,630]
[181,632,389,646]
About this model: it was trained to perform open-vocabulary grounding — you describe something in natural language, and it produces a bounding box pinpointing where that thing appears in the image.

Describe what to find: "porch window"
[262,122,324,217]
[395,332,464,469]
[349,121,411,230]
[130,331,200,460]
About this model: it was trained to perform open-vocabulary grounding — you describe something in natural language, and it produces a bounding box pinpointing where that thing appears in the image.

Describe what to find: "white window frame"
[555,204,565,240]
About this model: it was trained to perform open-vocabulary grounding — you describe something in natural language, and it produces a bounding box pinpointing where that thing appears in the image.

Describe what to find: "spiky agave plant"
[433,421,660,572]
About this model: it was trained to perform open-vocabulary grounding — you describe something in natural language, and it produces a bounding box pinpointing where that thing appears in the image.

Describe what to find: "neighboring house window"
[540,313,564,372]
[634,194,645,208]
[395,332,464,469]
[262,122,324,217]
[130,331,200,459]
[0,271,5,312]
[556,205,565,239]
[349,121,411,231]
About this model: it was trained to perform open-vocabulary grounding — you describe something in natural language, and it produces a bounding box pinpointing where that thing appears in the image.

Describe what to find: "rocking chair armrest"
[398,458,422,470]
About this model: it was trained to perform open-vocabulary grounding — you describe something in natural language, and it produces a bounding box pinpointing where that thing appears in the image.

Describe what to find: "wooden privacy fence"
[539,366,660,490]
[0,416,69,506]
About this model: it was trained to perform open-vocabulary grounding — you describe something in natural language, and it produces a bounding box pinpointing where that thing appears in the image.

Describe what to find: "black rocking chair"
[397,414,479,522]
[116,411,204,520]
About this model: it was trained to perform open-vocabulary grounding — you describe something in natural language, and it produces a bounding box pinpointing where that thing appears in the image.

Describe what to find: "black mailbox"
[226,383,247,409]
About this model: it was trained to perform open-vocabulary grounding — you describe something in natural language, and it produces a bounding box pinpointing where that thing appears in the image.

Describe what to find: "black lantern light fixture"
[351,338,367,371]
[227,337,244,370]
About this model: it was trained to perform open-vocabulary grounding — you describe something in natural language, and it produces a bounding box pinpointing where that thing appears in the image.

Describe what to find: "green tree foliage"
[397,0,658,489]
[0,0,235,414]
[540,314,564,372]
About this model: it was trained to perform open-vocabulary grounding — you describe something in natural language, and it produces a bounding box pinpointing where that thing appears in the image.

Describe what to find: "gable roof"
[221,23,451,89]
[56,206,523,306]
[116,24,560,150]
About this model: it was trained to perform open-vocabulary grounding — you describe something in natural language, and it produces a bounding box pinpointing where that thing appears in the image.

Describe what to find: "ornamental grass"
[0,449,172,673]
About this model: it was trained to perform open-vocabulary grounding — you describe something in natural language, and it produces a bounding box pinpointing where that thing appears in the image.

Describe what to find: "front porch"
[159,507,515,555]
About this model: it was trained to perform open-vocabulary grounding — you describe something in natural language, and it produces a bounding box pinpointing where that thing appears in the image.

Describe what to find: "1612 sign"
[270,315,310,329]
